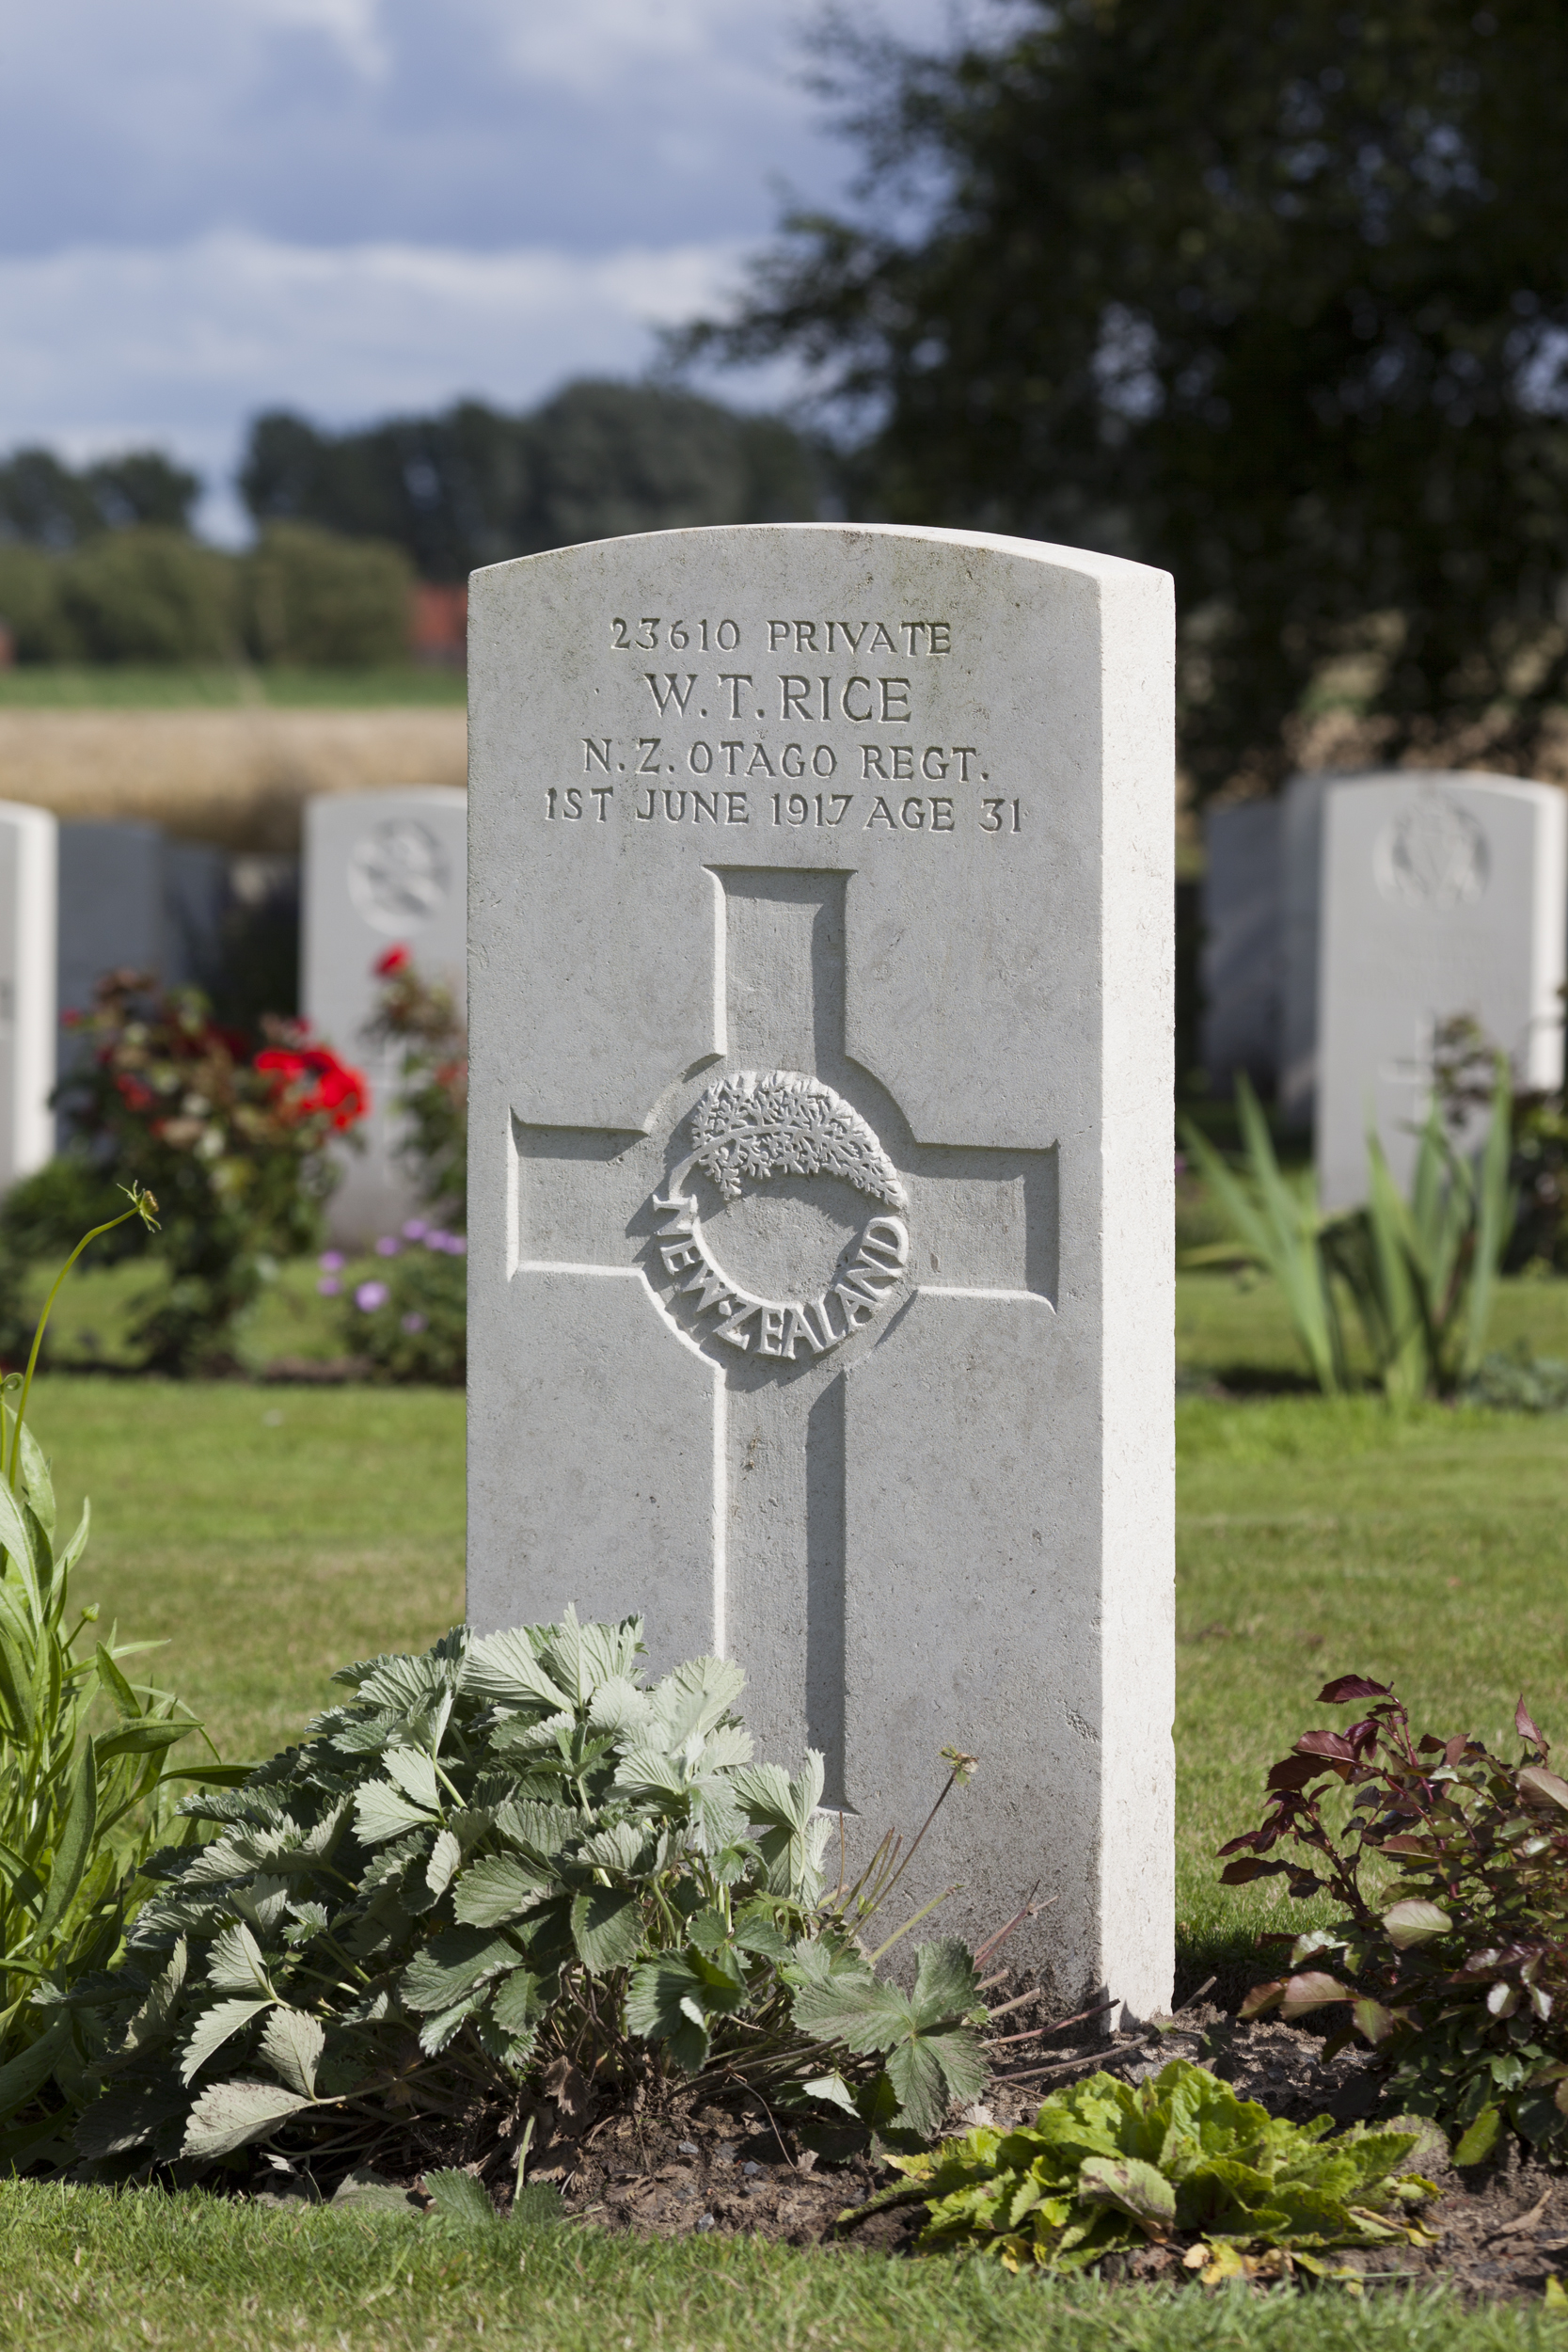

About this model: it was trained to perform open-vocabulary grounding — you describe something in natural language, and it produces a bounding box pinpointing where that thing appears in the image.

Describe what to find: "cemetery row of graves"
[0,785,468,1379]
[3,528,1568,2345]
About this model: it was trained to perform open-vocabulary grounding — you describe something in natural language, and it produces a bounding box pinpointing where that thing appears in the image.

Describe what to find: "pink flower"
[317,1276,341,1297]
[319,1250,345,1272]
[403,1219,428,1240]
[374,1235,401,1258]
[355,1280,390,1311]
[401,1311,428,1334]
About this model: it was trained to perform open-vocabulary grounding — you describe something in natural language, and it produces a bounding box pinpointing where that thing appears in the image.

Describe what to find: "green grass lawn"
[24,1255,389,1375]
[8,1270,1568,2344]
[0,663,467,708]
[7,2185,1563,2352]
[23,1377,464,1763]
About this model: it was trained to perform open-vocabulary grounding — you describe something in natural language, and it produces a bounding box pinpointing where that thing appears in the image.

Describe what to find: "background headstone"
[1199,800,1282,1096]
[467,522,1175,2017]
[301,787,467,1245]
[1317,771,1567,1209]
[55,822,249,1141]
[57,822,166,1142]
[1277,771,1327,1131]
[0,802,56,1187]
[162,840,232,993]
[57,821,166,1035]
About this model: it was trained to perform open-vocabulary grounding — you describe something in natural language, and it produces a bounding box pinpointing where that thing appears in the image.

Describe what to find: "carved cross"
[505,866,1054,1810]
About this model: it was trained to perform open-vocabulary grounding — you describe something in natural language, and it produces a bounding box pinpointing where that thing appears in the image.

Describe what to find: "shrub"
[58,974,367,1373]
[0,545,71,662]
[365,946,467,1228]
[0,1157,147,1270]
[243,522,413,667]
[323,1222,467,1383]
[63,1615,988,2185]
[1180,1068,1513,1401]
[859,2058,1437,2277]
[57,528,237,664]
[1222,1675,1568,2160]
[0,1189,239,2165]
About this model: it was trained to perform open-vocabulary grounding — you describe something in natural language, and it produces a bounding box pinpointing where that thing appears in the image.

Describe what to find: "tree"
[0,447,199,546]
[242,522,413,667]
[680,1,1568,797]
[239,380,822,580]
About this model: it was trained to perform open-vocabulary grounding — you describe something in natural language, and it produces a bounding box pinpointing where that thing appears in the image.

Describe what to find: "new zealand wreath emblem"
[650,1070,910,1360]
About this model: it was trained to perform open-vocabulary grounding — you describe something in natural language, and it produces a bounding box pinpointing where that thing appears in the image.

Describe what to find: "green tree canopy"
[0,447,200,547]
[682,0,1568,796]
[239,379,822,582]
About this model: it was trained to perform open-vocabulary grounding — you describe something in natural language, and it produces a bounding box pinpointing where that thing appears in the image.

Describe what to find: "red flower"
[255,1045,369,1131]
[374,945,412,977]
[115,1073,155,1113]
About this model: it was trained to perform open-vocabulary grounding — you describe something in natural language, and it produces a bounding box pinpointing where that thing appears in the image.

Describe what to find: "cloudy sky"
[0,0,950,538]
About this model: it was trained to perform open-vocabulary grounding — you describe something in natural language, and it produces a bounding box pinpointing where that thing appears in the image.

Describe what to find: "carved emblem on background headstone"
[651,1068,909,1361]
[348,818,451,931]
[1374,793,1489,910]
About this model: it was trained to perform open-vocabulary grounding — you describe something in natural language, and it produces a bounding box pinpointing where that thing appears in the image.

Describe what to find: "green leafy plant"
[1180,1079,1344,1394]
[848,2058,1436,2275]
[322,1227,467,1385]
[1465,1343,1568,1414]
[0,1186,240,2167]
[63,1613,988,2186]
[1181,1066,1513,1401]
[1222,1674,1568,2160]
[1327,1068,1513,1404]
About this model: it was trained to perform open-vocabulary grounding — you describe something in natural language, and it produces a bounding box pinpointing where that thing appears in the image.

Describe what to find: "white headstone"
[467,523,1175,2019]
[1317,771,1567,1210]
[57,821,166,1145]
[1278,771,1327,1131]
[301,788,467,1245]
[0,802,56,1186]
[1199,801,1282,1095]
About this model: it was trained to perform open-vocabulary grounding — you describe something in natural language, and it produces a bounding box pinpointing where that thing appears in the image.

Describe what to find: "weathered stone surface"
[467,524,1175,2019]
[1199,801,1282,1096]
[0,802,55,1186]
[1317,771,1567,1209]
[301,787,467,1245]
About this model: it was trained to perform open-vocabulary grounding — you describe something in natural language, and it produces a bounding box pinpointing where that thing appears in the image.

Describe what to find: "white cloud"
[0,230,754,538]
[231,0,390,77]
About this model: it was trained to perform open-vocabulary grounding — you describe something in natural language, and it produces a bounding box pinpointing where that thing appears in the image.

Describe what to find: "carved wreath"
[687,1071,907,1209]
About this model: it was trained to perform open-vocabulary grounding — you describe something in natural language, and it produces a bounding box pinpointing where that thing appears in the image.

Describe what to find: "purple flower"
[318,1249,345,1272]
[374,1235,401,1258]
[403,1219,428,1241]
[316,1276,341,1297]
[401,1311,428,1334]
[423,1230,450,1251]
[355,1280,390,1311]
[447,1234,467,1256]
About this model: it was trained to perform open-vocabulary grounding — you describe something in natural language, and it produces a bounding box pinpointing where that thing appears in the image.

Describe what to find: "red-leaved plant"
[1220,1675,1568,2161]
